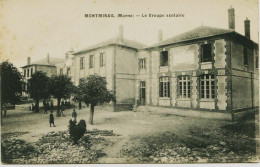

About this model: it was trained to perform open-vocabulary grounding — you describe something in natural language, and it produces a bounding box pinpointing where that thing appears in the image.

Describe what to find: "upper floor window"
[80,57,84,70]
[200,74,215,99]
[139,58,146,70]
[178,75,191,98]
[89,55,94,69]
[160,51,168,66]
[24,70,26,77]
[159,76,170,97]
[31,68,33,75]
[244,46,248,66]
[100,53,105,67]
[201,44,212,63]
[256,56,259,69]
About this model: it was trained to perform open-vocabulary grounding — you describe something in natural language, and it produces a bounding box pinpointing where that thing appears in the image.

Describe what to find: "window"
[80,57,84,69]
[244,46,248,66]
[67,67,70,75]
[27,69,29,77]
[24,70,26,77]
[139,58,146,70]
[178,76,191,98]
[159,76,170,97]
[31,68,33,75]
[100,53,105,67]
[201,44,212,62]
[160,51,168,66]
[89,55,94,68]
[200,74,215,99]
[256,56,259,69]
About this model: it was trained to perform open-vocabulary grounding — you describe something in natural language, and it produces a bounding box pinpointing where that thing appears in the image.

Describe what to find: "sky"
[0,0,259,69]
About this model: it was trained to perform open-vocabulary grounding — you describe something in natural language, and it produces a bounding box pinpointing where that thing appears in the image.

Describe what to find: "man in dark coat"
[49,111,56,127]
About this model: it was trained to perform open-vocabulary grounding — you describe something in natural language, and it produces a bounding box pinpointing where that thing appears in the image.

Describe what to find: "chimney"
[158,30,163,42]
[119,25,124,43]
[244,18,250,39]
[27,57,31,65]
[228,6,235,29]
[47,53,50,64]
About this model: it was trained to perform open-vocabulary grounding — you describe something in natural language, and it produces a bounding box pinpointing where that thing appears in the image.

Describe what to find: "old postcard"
[0,0,259,165]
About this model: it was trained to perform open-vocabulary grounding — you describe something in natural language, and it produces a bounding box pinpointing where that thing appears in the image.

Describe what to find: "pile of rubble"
[1,130,112,164]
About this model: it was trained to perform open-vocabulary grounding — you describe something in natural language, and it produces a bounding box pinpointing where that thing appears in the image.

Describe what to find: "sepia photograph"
[0,0,259,165]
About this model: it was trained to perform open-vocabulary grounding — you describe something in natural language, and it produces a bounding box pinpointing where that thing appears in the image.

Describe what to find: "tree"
[49,74,74,116]
[72,81,84,110]
[27,71,50,112]
[79,75,115,125]
[1,61,23,122]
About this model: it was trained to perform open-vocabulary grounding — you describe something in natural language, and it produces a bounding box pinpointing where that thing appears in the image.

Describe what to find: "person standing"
[72,109,77,122]
[49,111,56,127]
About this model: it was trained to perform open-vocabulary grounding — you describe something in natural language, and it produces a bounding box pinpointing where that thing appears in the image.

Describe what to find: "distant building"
[56,49,76,84]
[21,54,64,96]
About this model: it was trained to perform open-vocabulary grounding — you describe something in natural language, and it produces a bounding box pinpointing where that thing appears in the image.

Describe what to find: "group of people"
[49,108,77,127]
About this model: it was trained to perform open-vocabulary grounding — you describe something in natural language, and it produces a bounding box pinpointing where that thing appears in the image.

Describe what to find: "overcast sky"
[0,0,258,68]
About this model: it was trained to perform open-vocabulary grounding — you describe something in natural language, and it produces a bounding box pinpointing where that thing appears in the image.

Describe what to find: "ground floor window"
[159,76,170,97]
[178,75,190,98]
[200,74,215,99]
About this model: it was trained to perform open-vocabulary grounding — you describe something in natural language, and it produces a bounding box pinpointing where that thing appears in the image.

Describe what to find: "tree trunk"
[79,101,82,110]
[89,104,94,125]
[35,99,39,113]
[57,98,61,116]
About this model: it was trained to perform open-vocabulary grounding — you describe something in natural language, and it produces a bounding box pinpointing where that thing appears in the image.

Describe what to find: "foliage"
[27,71,50,112]
[68,119,87,144]
[79,75,115,106]
[0,61,23,105]
[78,75,115,124]
[48,74,74,114]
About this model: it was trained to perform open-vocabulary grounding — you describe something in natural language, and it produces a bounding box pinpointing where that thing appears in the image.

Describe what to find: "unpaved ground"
[1,105,258,163]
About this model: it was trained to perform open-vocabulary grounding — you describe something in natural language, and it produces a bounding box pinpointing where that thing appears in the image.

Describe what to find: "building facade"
[70,7,258,119]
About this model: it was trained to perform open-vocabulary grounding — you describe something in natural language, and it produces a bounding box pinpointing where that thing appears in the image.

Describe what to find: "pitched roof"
[73,38,146,55]
[148,26,236,48]
[21,57,64,68]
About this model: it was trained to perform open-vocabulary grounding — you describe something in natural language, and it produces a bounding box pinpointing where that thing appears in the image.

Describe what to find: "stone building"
[72,25,146,110]
[71,7,258,119]
[134,7,258,120]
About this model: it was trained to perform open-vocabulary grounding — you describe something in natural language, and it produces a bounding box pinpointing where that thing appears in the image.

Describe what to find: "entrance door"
[140,81,146,105]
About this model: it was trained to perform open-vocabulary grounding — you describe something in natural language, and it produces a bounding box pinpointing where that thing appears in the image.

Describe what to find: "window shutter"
[144,58,147,69]
[159,81,163,97]
[138,59,141,70]
[168,81,170,97]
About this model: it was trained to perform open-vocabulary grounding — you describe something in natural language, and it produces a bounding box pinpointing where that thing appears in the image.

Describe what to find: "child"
[49,111,56,127]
